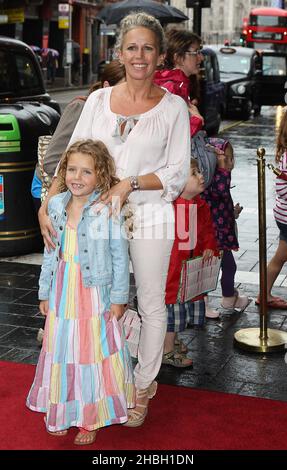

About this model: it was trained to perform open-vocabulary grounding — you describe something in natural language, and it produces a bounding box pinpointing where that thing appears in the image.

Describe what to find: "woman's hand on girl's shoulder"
[97,180,132,217]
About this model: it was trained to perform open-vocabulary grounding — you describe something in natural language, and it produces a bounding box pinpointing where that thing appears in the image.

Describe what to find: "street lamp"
[186,1,211,37]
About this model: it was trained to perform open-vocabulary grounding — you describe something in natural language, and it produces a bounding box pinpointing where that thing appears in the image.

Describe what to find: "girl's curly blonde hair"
[276,108,287,162]
[57,139,119,193]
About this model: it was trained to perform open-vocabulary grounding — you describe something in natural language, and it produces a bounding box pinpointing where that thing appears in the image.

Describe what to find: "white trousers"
[129,223,174,389]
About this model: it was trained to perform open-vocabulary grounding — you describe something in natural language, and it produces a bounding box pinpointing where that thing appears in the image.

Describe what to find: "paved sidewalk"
[45,75,89,93]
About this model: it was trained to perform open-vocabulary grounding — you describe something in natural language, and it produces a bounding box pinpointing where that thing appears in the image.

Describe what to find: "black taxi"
[200,47,225,135]
[0,36,60,114]
[208,45,287,119]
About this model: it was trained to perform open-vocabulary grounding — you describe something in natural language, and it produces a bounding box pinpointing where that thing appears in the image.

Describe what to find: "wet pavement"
[1,106,287,402]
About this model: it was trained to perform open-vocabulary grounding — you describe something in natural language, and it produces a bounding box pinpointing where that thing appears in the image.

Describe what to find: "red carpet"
[1,360,287,450]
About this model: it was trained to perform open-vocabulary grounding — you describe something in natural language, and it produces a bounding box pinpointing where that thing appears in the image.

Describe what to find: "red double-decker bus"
[246,7,287,51]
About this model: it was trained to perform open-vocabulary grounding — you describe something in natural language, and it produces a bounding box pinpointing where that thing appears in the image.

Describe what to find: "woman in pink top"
[256,109,287,309]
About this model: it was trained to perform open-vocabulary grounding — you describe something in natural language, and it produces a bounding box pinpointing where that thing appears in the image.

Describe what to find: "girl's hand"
[214,148,226,169]
[234,202,243,219]
[39,300,49,316]
[38,205,57,251]
[99,179,132,216]
[202,249,214,261]
[109,304,126,321]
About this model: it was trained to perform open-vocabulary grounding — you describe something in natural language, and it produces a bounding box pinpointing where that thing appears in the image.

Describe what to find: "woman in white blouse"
[40,12,190,427]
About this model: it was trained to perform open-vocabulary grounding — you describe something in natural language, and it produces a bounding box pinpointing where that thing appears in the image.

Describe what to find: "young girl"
[35,60,126,345]
[256,109,287,308]
[202,138,249,315]
[163,159,218,367]
[26,139,135,445]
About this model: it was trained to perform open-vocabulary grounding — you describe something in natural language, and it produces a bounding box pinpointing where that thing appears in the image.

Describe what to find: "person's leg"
[221,250,249,310]
[256,221,287,305]
[266,239,287,301]
[204,294,219,318]
[51,64,56,84]
[162,304,192,367]
[124,224,174,426]
[164,303,180,354]
[221,250,236,297]
[47,65,51,82]
[164,331,176,353]
[129,226,174,390]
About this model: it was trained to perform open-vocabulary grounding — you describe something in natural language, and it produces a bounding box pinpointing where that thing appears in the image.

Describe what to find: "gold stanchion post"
[234,147,287,352]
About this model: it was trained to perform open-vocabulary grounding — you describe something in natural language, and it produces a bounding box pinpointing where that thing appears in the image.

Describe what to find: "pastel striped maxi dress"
[26,224,135,432]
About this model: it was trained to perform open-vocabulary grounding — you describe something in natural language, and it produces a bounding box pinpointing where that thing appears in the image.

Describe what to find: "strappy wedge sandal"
[74,428,97,446]
[123,381,157,428]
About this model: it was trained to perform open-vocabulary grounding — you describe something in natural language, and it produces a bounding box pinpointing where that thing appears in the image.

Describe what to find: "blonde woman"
[40,13,190,427]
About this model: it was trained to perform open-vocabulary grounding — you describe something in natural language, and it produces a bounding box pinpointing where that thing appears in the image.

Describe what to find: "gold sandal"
[123,381,157,428]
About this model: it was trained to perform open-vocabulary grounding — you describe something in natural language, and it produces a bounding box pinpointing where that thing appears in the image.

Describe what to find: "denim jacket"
[38,190,129,304]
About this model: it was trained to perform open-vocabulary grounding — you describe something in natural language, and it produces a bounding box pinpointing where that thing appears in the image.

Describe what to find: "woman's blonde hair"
[276,108,287,162]
[57,139,119,193]
[114,11,166,55]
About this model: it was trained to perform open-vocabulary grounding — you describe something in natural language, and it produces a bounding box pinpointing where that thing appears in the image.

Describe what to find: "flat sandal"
[74,428,97,446]
[44,417,68,437]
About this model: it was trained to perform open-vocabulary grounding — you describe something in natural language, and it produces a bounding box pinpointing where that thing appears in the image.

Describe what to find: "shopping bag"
[122,307,142,358]
[177,255,221,303]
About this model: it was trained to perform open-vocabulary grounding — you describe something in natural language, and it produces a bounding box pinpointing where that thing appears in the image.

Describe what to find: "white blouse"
[68,87,190,228]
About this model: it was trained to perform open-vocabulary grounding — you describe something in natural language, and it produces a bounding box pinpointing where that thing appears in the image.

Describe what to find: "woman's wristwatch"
[129,176,140,191]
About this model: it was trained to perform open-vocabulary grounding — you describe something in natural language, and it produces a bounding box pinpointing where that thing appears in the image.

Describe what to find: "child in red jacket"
[163,159,218,368]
